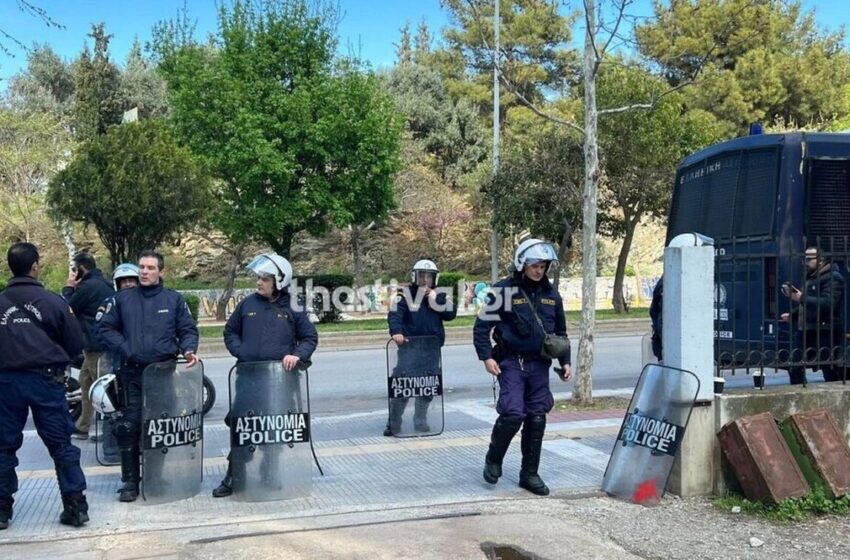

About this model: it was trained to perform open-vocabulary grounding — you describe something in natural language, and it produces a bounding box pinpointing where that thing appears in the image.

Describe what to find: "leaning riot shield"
[228,361,312,501]
[94,353,120,466]
[141,360,204,504]
[385,336,444,437]
[601,364,700,506]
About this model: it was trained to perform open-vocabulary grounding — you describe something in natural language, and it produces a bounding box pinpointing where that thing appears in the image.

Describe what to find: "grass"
[197,307,649,339]
[553,396,630,412]
[714,488,850,522]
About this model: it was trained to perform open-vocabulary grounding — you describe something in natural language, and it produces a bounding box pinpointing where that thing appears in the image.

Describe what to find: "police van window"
[670,161,707,239]
[702,152,741,239]
[806,158,850,240]
[733,149,779,237]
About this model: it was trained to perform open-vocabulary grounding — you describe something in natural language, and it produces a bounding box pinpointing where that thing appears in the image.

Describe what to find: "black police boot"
[519,415,550,496]
[0,497,13,530]
[59,493,89,527]
[413,397,432,432]
[118,447,140,502]
[483,416,523,484]
[212,462,233,498]
[383,398,407,436]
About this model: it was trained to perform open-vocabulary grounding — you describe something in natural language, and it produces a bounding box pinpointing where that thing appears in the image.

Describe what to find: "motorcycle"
[65,356,216,421]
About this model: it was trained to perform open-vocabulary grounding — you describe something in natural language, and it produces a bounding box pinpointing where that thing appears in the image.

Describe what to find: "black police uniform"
[0,276,88,528]
[96,282,199,500]
[385,284,456,434]
[212,291,319,497]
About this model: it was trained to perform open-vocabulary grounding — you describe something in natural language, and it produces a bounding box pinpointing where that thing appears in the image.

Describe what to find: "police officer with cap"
[212,253,318,497]
[0,242,89,529]
[473,238,571,496]
[97,250,199,502]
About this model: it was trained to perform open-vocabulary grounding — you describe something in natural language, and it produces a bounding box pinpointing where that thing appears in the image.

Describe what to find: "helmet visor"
[246,255,280,279]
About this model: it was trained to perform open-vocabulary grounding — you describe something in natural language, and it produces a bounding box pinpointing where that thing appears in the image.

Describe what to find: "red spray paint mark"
[632,480,660,505]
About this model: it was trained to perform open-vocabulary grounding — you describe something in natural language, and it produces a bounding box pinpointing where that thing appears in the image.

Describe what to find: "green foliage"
[384,63,488,186]
[487,125,583,243]
[183,293,200,321]
[6,45,76,116]
[437,271,465,303]
[636,0,850,135]
[46,120,211,267]
[295,273,355,323]
[715,489,850,522]
[120,39,168,119]
[154,0,402,257]
[73,23,123,141]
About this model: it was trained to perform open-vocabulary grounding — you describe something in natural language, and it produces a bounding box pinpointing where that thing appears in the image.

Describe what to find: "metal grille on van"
[807,159,850,247]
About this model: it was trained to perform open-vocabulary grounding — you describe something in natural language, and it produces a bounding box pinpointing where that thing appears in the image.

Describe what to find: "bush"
[184,294,200,321]
[295,274,355,323]
[438,271,466,304]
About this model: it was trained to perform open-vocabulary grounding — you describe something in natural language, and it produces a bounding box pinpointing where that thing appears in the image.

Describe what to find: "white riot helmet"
[112,263,139,290]
[247,253,293,290]
[89,373,119,415]
[513,238,559,272]
[411,259,439,285]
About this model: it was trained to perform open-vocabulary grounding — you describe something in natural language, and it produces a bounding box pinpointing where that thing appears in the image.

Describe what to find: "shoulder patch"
[541,298,556,306]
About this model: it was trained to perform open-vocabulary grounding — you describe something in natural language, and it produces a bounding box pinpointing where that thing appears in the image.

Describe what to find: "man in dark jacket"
[0,243,89,529]
[473,239,571,496]
[782,246,845,384]
[385,259,457,436]
[97,250,199,502]
[62,252,115,439]
[649,277,663,362]
[212,253,318,497]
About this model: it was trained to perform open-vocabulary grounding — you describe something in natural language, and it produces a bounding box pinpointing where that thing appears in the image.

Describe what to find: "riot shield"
[94,353,120,466]
[141,360,204,504]
[601,364,700,506]
[228,361,312,501]
[385,336,444,437]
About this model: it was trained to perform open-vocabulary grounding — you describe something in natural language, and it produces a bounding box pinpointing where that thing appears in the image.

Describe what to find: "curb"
[197,319,650,358]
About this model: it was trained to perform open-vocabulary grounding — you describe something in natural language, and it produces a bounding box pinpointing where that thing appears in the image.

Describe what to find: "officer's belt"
[1,365,67,378]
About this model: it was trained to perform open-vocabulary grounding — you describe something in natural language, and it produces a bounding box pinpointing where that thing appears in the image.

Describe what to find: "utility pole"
[490,0,500,284]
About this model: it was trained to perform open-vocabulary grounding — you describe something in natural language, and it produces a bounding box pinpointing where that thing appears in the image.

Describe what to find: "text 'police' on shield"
[618,411,684,456]
[143,412,204,450]
[387,374,443,399]
[231,413,311,447]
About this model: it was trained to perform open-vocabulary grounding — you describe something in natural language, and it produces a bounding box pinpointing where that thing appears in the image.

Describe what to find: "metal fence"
[714,236,848,387]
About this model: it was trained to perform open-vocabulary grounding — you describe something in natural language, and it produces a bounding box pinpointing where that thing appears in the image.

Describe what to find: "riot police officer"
[97,250,199,502]
[212,253,318,497]
[385,259,456,435]
[473,239,572,496]
[0,243,89,529]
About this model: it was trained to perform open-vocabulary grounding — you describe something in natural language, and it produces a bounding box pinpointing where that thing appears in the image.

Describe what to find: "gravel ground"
[561,494,850,560]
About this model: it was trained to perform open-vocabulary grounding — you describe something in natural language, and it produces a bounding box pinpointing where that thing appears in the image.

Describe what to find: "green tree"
[154,0,402,260]
[0,108,72,243]
[396,21,412,66]
[73,23,123,141]
[636,0,850,135]
[385,63,488,187]
[6,45,75,116]
[414,19,431,64]
[46,120,210,267]
[596,63,724,312]
[487,124,583,284]
[120,38,168,120]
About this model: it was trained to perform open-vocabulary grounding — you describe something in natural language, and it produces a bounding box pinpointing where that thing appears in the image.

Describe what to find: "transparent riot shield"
[141,360,204,504]
[601,364,700,506]
[386,336,444,437]
[228,361,312,501]
[94,353,120,466]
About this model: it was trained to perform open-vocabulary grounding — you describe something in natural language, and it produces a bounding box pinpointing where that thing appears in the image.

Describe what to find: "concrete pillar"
[663,233,716,496]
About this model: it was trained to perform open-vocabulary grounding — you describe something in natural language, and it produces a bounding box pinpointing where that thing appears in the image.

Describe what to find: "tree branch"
[598,0,631,59]
[583,0,601,64]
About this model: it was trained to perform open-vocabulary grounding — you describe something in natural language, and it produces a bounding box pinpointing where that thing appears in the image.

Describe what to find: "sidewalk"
[5,397,848,559]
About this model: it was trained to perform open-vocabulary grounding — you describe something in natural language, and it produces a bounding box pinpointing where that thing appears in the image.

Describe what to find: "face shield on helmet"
[89,373,119,415]
[411,259,439,286]
[246,254,293,291]
[112,263,140,290]
[513,239,559,273]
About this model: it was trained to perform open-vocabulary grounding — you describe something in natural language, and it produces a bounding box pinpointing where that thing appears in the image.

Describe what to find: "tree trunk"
[576,1,599,405]
[61,220,77,265]
[612,217,638,314]
[553,221,573,287]
[216,243,246,321]
[270,230,293,259]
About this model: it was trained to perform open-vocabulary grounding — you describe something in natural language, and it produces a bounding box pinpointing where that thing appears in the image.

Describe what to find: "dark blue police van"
[666,131,850,372]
